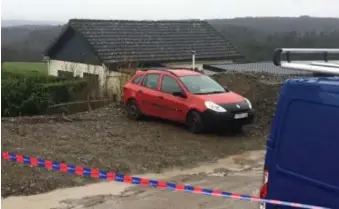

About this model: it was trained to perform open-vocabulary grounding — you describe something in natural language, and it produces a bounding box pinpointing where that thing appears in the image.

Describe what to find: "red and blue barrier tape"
[1,152,329,209]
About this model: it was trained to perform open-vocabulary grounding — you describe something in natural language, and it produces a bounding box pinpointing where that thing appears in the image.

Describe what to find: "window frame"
[132,74,144,85]
[141,73,161,90]
[160,74,184,94]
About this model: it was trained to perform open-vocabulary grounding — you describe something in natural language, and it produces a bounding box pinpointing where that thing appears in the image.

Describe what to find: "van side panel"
[266,78,339,209]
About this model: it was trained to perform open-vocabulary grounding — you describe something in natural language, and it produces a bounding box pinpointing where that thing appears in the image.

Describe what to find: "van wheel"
[126,99,143,120]
[186,110,204,134]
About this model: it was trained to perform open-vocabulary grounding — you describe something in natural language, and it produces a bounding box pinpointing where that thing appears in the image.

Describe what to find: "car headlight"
[244,98,252,109]
[204,101,227,112]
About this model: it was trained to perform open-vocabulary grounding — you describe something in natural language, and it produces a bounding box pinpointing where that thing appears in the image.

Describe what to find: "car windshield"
[179,74,226,94]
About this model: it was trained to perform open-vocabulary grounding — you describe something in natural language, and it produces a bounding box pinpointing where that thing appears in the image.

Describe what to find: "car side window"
[132,75,143,84]
[141,74,160,90]
[161,75,182,94]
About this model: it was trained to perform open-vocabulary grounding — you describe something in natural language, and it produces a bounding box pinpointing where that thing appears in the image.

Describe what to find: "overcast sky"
[2,0,339,21]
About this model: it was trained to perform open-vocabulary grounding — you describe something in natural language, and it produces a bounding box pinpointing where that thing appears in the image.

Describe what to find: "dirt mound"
[213,72,284,136]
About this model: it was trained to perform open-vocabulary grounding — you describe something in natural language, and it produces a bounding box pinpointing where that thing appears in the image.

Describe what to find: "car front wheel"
[186,110,204,134]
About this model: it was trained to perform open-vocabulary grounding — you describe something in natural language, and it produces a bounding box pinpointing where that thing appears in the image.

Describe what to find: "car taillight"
[259,169,268,209]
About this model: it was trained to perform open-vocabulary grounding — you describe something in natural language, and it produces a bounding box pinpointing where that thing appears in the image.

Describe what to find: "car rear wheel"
[186,110,204,134]
[126,99,143,120]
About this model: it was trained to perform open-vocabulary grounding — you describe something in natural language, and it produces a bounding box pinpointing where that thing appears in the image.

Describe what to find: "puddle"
[2,150,265,209]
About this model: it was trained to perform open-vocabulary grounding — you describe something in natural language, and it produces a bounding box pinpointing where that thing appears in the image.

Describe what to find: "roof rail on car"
[273,48,339,75]
[137,67,195,76]
[139,67,192,70]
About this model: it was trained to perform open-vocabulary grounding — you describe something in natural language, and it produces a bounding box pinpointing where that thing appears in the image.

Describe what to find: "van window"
[277,100,339,187]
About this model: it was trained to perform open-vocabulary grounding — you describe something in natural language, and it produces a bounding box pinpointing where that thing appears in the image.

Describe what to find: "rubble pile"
[213,72,289,136]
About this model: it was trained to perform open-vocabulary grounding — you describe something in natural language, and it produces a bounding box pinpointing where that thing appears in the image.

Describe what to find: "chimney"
[191,51,196,70]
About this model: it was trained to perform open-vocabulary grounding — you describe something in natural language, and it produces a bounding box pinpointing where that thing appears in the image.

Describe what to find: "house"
[44,19,244,98]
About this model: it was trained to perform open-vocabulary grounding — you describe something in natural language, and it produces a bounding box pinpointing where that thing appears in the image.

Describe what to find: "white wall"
[48,60,124,99]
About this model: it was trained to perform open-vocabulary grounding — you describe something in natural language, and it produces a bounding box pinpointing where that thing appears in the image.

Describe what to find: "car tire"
[186,110,204,134]
[126,99,143,120]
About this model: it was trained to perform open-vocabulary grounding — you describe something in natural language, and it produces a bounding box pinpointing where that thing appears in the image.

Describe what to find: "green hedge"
[42,80,87,104]
[1,74,88,117]
[2,70,65,82]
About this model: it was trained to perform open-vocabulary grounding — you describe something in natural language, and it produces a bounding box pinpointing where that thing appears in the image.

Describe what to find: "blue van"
[260,49,339,209]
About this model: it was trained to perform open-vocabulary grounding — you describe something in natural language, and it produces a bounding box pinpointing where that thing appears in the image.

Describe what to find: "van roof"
[286,76,339,90]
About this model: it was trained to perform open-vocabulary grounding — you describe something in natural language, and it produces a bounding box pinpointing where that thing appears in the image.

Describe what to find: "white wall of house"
[48,59,124,99]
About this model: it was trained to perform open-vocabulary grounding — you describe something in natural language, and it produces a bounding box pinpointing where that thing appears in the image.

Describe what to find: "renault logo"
[236,104,241,109]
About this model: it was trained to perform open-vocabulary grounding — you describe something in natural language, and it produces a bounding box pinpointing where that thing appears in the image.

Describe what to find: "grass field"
[2,62,47,75]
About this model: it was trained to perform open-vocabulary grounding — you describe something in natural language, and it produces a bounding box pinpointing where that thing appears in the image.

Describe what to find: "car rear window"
[277,100,339,187]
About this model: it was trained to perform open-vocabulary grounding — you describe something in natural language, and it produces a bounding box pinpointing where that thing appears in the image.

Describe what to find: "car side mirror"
[172,91,187,98]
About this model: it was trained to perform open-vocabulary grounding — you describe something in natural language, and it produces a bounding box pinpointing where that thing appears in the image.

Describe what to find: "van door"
[266,81,339,209]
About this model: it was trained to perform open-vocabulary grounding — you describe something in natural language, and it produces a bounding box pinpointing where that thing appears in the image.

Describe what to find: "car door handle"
[157,96,164,99]
[137,90,143,94]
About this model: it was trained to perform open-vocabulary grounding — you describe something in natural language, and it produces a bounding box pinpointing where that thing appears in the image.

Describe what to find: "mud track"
[2,72,292,197]
[1,105,265,197]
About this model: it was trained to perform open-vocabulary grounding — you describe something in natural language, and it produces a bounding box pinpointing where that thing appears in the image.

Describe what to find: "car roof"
[167,69,201,76]
[137,69,201,76]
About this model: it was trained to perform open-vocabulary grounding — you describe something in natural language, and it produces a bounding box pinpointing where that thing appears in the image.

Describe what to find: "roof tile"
[68,19,242,63]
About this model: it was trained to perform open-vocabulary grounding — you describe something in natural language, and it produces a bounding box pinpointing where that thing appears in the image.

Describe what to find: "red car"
[123,69,254,133]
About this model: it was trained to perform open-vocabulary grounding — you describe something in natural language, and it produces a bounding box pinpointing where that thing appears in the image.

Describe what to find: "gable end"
[45,26,101,65]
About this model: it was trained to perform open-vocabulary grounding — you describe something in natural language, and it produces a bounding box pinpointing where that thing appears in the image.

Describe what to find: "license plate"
[234,112,248,119]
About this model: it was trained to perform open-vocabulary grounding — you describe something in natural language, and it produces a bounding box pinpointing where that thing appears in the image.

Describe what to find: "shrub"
[1,74,87,117]
[2,70,65,83]
[42,80,87,104]
[1,77,51,116]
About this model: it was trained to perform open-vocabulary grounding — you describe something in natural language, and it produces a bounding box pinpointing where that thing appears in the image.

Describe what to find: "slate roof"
[46,19,243,63]
[204,61,317,75]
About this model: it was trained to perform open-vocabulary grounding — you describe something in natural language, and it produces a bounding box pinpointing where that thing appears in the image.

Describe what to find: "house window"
[57,70,74,78]
[83,72,99,84]
[142,74,160,90]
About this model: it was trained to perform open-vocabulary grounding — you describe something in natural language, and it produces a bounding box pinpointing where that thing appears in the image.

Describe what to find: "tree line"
[2,17,339,62]
[232,30,339,62]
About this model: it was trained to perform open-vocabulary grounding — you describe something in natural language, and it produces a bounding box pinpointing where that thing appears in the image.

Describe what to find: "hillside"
[208,16,339,35]
[2,17,339,62]
[2,25,64,61]
[1,19,63,27]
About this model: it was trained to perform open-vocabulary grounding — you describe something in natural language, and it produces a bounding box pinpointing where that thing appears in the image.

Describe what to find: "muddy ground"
[1,72,300,198]
[2,150,265,209]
